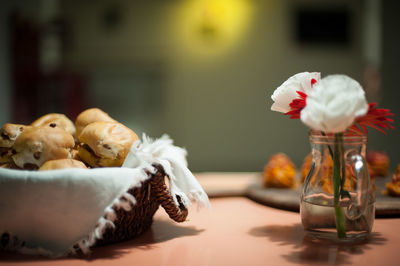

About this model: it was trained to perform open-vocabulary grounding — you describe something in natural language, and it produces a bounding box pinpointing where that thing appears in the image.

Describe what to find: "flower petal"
[300,75,368,133]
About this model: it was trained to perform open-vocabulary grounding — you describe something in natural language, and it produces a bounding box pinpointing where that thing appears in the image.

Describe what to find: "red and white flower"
[270,72,394,134]
[271,72,320,113]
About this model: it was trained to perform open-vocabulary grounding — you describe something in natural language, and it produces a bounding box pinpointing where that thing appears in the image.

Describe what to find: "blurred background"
[0,0,399,172]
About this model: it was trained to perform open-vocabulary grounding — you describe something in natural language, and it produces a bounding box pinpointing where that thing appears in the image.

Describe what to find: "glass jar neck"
[309,130,367,146]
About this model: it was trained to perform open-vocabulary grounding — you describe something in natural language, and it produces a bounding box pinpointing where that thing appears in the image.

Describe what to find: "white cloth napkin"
[0,135,209,257]
[123,134,210,210]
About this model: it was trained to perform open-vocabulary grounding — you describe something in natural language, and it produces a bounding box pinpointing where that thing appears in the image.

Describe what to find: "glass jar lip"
[309,130,367,143]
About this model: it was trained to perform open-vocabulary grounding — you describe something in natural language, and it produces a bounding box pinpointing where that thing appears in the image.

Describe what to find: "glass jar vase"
[300,131,375,241]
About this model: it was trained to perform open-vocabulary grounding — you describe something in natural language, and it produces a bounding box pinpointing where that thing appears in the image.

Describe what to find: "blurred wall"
[0,1,11,126]
[379,0,400,170]
[61,0,368,172]
[0,0,37,125]
[0,0,42,125]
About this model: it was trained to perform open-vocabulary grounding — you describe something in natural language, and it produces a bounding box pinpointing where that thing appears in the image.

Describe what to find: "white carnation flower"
[271,72,320,113]
[300,74,368,133]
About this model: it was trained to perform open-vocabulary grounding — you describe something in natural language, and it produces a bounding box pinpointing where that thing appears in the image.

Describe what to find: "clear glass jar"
[300,131,375,241]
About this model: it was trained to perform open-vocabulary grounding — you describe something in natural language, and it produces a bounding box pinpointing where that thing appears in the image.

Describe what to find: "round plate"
[247,174,400,217]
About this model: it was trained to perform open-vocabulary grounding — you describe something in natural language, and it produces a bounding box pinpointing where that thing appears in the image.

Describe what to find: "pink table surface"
[1,172,400,266]
[1,197,399,266]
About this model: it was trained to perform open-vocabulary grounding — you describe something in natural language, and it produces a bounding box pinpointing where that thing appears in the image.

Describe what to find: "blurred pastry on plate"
[31,113,76,137]
[300,153,312,183]
[317,150,357,194]
[77,121,139,167]
[39,159,87,171]
[263,153,296,188]
[75,108,116,138]
[367,163,376,179]
[12,127,75,170]
[386,164,400,197]
[367,150,389,177]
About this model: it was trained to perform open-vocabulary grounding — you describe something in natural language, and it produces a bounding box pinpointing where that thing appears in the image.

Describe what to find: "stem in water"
[333,133,346,238]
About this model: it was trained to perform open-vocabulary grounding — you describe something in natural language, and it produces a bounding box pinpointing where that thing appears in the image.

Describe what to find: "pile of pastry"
[263,153,297,188]
[263,151,400,197]
[386,165,400,197]
[0,108,139,171]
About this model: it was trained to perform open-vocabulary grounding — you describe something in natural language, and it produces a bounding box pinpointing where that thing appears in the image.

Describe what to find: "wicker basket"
[95,164,188,246]
[0,164,188,255]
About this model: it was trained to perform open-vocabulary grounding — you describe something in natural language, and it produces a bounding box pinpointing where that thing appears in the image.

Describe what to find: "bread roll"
[78,121,138,167]
[0,162,20,169]
[31,113,76,137]
[39,159,87,171]
[12,127,75,170]
[0,148,11,164]
[0,123,30,148]
[75,108,116,138]
[0,123,30,163]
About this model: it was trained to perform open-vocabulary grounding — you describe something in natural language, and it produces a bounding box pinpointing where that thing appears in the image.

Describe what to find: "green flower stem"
[321,131,334,158]
[339,135,346,193]
[333,133,346,238]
